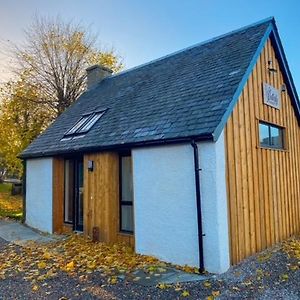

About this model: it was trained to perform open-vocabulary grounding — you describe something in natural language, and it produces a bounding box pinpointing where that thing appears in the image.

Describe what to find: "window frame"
[119,151,134,234]
[258,120,285,150]
[63,155,84,230]
[63,109,106,138]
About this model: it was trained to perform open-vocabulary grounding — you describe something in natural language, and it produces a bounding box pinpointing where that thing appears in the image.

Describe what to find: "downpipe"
[191,140,205,273]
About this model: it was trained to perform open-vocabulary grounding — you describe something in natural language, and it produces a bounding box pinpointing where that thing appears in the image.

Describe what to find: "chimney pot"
[86,65,113,90]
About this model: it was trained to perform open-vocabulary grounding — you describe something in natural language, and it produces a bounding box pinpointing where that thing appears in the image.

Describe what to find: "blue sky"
[0,0,299,91]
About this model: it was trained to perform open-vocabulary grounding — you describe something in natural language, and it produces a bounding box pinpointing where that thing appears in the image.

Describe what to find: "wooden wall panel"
[84,152,135,248]
[225,38,300,264]
[52,157,65,233]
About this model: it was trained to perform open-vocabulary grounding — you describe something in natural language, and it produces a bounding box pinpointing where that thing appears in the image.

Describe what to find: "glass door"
[64,157,84,232]
[75,159,84,231]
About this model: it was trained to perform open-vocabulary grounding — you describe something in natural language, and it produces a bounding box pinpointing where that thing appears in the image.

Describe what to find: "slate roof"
[21,17,292,158]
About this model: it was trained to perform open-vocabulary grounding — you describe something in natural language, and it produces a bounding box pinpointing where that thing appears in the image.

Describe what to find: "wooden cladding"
[52,157,65,233]
[225,38,300,264]
[84,152,134,248]
[52,152,134,247]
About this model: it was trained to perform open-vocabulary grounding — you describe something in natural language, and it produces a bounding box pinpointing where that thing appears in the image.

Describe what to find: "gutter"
[20,133,214,159]
[191,140,205,273]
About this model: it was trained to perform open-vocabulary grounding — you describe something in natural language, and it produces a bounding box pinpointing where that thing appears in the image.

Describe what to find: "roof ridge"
[109,16,275,80]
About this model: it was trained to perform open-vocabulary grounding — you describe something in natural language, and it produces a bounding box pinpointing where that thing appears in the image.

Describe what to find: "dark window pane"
[64,160,74,223]
[259,122,284,149]
[259,123,270,146]
[120,155,134,232]
[77,161,84,227]
[65,115,90,135]
[64,110,106,139]
[121,156,133,203]
[79,112,104,133]
[121,205,134,232]
[271,126,283,148]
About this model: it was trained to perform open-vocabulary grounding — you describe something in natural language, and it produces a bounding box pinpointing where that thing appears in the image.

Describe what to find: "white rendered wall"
[198,131,230,273]
[132,132,230,274]
[26,158,53,233]
[132,144,199,267]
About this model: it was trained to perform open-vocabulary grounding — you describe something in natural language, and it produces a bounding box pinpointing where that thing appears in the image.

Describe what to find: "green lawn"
[0,183,23,220]
[0,182,12,193]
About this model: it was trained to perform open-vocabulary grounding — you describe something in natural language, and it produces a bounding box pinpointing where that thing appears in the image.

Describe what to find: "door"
[75,159,84,231]
[64,157,84,231]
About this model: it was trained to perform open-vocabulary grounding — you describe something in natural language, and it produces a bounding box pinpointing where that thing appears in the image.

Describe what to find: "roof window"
[62,109,106,140]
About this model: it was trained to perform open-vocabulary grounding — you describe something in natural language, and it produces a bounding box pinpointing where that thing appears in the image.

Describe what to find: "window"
[259,121,284,149]
[64,159,75,223]
[63,110,106,138]
[119,154,134,233]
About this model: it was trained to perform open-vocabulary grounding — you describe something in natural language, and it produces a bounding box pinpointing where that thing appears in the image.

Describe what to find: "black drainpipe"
[191,140,205,273]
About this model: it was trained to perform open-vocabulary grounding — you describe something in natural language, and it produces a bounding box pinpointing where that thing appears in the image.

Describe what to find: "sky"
[0,0,299,91]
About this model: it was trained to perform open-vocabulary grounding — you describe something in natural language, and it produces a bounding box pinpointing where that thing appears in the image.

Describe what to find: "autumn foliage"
[0,16,123,177]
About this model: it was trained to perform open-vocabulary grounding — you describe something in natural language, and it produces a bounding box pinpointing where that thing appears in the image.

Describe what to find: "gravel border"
[1,237,300,299]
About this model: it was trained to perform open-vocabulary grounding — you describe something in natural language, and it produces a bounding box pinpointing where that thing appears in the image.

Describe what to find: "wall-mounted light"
[88,160,94,172]
[281,84,287,93]
[268,59,278,73]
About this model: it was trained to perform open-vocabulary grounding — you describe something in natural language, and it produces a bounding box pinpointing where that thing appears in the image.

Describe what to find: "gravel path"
[1,237,300,299]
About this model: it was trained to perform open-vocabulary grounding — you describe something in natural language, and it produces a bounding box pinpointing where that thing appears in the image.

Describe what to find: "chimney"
[86,65,113,90]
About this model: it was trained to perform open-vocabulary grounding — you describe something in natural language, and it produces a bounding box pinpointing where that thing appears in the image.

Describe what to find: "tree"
[0,75,52,177]
[14,16,123,117]
[0,16,124,177]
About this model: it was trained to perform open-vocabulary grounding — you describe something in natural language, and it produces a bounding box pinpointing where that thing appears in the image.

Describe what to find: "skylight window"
[63,110,106,139]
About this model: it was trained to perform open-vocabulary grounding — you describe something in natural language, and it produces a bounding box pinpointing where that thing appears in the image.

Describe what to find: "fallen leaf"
[37,261,47,269]
[32,285,39,292]
[212,290,220,297]
[157,283,171,289]
[182,290,190,297]
[65,261,75,272]
[203,281,211,288]
[280,274,289,281]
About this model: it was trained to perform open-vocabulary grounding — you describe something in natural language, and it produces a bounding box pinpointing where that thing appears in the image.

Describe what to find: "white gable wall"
[132,131,230,273]
[198,131,230,273]
[26,158,53,233]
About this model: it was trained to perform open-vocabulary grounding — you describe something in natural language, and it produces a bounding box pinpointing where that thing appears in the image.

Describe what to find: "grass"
[0,183,12,193]
[0,183,23,220]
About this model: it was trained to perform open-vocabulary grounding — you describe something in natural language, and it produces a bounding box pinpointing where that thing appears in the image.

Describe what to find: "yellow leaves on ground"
[181,265,200,274]
[257,253,272,263]
[108,276,118,285]
[42,252,51,260]
[212,290,220,297]
[0,234,167,287]
[283,239,300,259]
[37,261,47,269]
[181,290,190,297]
[157,283,172,290]
[204,283,221,299]
[0,187,23,220]
[203,281,212,288]
[32,284,39,292]
[65,261,75,272]
[280,274,289,281]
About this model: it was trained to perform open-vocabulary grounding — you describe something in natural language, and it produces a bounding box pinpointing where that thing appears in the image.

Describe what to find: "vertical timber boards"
[225,38,300,264]
[52,157,65,233]
[84,152,135,248]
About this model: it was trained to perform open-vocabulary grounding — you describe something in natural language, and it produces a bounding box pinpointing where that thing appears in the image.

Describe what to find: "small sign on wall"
[263,82,280,109]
